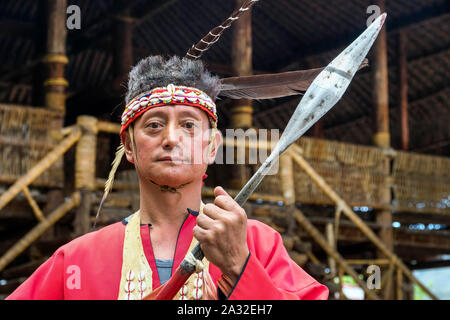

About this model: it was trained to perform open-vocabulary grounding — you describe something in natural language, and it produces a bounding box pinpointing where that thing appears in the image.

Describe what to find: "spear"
[147,13,387,300]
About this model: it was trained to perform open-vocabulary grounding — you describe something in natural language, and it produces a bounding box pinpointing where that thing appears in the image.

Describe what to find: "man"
[7,56,328,300]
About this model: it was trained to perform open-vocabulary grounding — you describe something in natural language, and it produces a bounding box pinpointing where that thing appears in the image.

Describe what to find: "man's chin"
[147,173,196,188]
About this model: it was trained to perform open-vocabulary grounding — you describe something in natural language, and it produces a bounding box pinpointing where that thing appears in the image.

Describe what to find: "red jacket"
[7,212,328,300]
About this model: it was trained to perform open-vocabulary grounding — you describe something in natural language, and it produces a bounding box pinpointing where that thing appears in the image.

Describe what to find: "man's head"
[120,56,222,190]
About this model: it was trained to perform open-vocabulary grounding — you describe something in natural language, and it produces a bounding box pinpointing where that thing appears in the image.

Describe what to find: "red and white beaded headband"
[120,84,217,135]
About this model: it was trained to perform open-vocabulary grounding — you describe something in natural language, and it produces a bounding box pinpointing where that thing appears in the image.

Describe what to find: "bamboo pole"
[97,121,121,134]
[293,208,380,300]
[289,144,438,300]
[326,222,337,277]
[0,127,81,212]
[279,153,296,234]
[74,116,98,235]
[397,267,403,300]
[346,259,391,265]
[22,186,45,222]
[382,261,395,299]
[0,192,80,272]
[338,265,344,300]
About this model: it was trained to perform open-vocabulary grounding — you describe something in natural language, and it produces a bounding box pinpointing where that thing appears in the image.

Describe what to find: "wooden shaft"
[22,186,45,222]
[293,208,380,300]
[289,144,438,300]
[0,192,80,272]
[0,128,81,212]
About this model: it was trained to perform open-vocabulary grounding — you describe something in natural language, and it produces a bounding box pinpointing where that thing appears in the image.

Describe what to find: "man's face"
[122,105,219,187]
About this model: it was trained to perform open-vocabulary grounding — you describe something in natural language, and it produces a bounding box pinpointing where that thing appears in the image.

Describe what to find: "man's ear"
[121,130,135,164]
[207,129,222,165]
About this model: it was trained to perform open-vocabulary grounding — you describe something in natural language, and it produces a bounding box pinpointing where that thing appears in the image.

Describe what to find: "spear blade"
[280,13,387,152]
[234,13,387,206]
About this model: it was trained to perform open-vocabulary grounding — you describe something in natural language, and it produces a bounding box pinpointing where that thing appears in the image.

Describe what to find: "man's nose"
[162,124,180,149]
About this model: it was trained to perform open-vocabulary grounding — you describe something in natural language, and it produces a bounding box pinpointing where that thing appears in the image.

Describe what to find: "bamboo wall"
[255,137,449,215]
[393,151,450,214]
[0,104,63,187]
[0,105,448,216]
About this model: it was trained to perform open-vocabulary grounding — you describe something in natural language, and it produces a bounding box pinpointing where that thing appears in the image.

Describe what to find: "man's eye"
[147,122,161,129]
[184,122,195,129]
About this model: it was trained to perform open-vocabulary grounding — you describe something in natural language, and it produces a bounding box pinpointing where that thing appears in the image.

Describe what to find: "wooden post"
[44,0,69,114]
[279,153,296,235]
[398,32,409,151]
[112,6,134,94]
[372,0,394,298]
[230,0,253,189]
[338,265,344,300]
[73,116,98,235]
[326,222,337,277]
[372,0,390,149]
[312,119,324,139]
[42,0,69,239]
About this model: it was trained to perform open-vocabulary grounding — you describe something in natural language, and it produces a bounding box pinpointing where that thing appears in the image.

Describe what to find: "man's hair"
[125,55,221,104]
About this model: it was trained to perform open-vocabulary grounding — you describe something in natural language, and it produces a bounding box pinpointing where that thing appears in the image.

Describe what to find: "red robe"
[7,212,329,300]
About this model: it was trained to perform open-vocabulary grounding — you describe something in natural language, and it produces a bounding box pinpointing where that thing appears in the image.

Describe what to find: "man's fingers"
[196,210,215,229]
[202,203,225,220]
[193,225,212,244]
[214,186,228,198]
[213,186,239,211]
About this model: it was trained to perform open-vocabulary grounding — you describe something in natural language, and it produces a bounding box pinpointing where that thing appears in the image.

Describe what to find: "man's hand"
[193,186,249,285]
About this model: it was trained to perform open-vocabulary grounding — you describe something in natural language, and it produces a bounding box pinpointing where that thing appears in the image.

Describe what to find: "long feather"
[185,0,260,60]
[218,59,369,100]
[93,143,125,229]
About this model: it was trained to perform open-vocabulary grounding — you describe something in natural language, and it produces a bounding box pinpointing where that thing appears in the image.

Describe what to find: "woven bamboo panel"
[255,137,390,207]
[392,151,450,214]
[0,104,63,187]
[294,137,390,207]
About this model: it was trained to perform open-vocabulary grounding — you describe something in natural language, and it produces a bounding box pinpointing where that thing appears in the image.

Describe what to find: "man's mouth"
[158,156,186,162]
